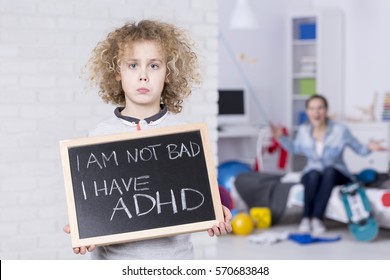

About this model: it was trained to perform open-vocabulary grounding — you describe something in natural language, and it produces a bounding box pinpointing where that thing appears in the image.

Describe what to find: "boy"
[64,20,232,259]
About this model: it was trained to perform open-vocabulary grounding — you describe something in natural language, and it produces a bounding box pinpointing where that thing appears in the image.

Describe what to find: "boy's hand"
[63,224,96,255]
[207,206,233,237]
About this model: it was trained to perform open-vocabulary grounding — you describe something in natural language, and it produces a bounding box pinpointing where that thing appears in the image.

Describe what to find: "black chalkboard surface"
[60,123,223,247]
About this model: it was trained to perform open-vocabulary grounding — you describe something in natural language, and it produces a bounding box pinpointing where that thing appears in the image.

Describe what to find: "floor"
[198,210,390,260]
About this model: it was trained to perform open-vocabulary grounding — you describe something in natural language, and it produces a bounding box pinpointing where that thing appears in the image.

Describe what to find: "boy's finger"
[219,222,227,235]
[212,225,221,236]
[87,245,96,252]
[225,222,232,233]
[63,225,70,234]
[79,247,87,255]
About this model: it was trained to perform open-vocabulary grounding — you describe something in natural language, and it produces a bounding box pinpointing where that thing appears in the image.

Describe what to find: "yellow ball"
[231,213,254,235]
[250,207,272,229]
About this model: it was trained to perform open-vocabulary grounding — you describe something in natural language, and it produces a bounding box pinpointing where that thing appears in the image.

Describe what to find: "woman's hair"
[305,94,328,110]
[86,20,201,113]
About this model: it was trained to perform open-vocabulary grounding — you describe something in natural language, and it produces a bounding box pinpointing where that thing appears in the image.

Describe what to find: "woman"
[270,95,385,234]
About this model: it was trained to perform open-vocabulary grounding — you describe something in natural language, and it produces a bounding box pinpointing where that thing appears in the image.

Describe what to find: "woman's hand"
[368,139,388,151]
[63,224,96,255]
[207,206,233,237]
[269,122,284,139]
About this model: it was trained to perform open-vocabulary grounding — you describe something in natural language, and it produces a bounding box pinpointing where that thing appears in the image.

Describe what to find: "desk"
[217,125,260,164]
[218,125,259,138]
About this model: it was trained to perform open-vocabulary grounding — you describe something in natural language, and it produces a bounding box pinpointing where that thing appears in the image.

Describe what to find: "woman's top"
[278,120,371,179]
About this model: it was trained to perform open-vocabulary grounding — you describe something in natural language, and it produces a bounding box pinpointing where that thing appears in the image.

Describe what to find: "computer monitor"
[218,88,250,126]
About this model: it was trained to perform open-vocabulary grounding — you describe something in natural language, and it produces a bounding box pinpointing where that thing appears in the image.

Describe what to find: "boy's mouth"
[137,87,150,93]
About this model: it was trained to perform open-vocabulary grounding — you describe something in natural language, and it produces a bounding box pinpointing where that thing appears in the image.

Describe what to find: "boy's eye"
[150,63,159,69]
[128,63,136,69]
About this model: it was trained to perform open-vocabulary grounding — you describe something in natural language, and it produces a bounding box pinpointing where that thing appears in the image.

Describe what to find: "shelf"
[293,73,316,79]
[293,95,309,101]
[293,39,316,46]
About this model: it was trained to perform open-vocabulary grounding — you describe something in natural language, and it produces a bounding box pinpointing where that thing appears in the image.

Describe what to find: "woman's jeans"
[301,167,351,219]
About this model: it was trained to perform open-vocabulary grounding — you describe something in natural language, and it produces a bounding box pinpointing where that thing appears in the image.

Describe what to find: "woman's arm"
[345,126,386,155]
[269,122,303,154]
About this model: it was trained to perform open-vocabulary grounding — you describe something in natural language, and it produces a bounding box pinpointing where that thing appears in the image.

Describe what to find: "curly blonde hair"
[86,20,201,113]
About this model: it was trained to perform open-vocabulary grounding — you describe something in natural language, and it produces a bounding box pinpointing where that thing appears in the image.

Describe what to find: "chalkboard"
[60,123,223,247]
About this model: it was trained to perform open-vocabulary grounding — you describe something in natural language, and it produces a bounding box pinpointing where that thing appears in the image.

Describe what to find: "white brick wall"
[0,0,219,259]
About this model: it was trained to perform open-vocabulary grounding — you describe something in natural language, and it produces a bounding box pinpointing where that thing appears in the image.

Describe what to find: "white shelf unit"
[287,9,344,128]
[287,9,344,171]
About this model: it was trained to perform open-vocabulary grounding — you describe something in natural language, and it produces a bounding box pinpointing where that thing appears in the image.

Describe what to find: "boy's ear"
[115,73,121,81]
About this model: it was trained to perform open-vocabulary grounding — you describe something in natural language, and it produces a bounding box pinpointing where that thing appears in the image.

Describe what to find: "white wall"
[310,0,390,120]
[0,0,218,259]
[219,0,390,125]
[219,0,288,125]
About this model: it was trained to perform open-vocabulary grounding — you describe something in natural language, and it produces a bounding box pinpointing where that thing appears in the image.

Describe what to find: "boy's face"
[116,41,167,115]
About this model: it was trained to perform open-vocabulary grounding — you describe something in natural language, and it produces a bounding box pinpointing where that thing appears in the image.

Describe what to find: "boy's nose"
[139,70,148,82]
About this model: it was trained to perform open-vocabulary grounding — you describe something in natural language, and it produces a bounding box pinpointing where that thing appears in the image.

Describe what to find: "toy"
[250,207,271,229]
[340,182,379,242]
[231,212,254,235]
[288,233,341,245]
[230,208,239,218]
[219,186,235,210]
[248,231,288,245]
[382,192,390,207]
[356,168,377,184]
[217,161,252,192]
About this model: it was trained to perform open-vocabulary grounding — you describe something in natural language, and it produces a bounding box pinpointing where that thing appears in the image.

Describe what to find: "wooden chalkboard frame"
[60,123,223,247]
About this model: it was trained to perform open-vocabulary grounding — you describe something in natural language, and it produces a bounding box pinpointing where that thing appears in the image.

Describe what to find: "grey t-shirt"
[89,107,194,260]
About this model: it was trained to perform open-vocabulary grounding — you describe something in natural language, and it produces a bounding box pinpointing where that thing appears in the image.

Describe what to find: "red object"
[381,193,390,207]
[254,158,260,172]
[256,127,288,171]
